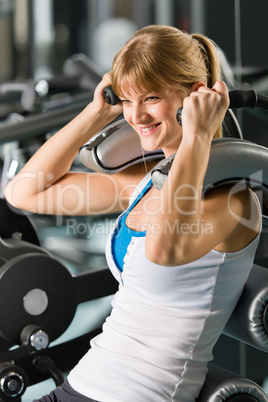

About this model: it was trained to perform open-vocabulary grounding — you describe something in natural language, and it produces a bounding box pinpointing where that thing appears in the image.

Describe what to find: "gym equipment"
[79,109,244,175]
[103,85,121,106]
[0,198,39,246]
[80,118,164,174]
[0,53,103,113]
[0,66,268,399]
[152,137,268,205]
[0,53,103,143]
[0,207,118,401]
[197,362,268,401]
[81,89,268,176]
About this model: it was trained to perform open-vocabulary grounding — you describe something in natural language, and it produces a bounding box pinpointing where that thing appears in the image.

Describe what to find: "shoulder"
[206,183,261,253]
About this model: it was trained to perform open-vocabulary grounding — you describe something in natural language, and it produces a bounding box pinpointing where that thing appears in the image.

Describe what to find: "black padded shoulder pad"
[151,138,268,208]
[79,119,164,174]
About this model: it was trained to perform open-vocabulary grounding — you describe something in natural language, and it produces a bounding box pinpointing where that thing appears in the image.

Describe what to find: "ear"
[190,81,206,92]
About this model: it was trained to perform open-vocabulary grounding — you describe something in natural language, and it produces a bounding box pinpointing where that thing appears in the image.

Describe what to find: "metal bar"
[0,95,91,143]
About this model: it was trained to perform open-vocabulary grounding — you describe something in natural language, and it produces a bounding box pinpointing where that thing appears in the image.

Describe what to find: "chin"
[141,142,161,153]
[140,136,162,152]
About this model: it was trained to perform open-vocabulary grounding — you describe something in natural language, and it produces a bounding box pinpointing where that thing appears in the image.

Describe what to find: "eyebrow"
[120,90,166,100]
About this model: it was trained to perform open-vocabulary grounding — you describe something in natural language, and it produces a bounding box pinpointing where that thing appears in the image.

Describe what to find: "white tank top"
[68,171,261,402]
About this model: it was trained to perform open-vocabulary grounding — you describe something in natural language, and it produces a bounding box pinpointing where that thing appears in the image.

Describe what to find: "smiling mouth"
[140,123,161,135]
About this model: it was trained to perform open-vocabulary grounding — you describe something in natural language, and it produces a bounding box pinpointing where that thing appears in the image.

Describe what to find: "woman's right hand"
[92,72,123,117]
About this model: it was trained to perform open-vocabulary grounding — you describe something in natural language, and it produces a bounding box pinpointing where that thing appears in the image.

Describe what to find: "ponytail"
[191,33,222,88]
[191,33,223,137]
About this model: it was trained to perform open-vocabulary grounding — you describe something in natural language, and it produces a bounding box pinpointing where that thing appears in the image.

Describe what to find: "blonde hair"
[111,25,223,138]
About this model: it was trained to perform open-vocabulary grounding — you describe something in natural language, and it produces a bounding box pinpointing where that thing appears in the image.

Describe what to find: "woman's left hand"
[181,80,229,143]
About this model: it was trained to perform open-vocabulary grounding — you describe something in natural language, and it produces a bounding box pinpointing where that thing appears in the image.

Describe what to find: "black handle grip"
[228,89,257,109]
[103,86,121,105]
[176,89,268,125]
[102,87,268,121]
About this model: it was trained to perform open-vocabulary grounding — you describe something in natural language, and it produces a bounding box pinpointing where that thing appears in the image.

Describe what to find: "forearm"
[4,101,120,208]
[145,82,230,265]
[22,103,115,184]
[146,137,211,265]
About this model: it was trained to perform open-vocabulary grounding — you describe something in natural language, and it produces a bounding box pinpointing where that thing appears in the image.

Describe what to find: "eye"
[146,96,159,102]
[121,99,131,104]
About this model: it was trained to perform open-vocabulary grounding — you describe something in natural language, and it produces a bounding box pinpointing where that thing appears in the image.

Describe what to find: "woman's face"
[120,85,184,157]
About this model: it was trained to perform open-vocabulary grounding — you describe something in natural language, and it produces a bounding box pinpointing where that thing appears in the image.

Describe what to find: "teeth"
[141,125,157,133]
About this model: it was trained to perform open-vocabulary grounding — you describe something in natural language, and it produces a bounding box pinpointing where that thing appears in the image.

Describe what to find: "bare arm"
[145,82,261,265]
[4,74,142,215]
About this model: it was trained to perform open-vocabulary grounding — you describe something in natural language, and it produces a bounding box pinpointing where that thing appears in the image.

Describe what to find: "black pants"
[33,380,99,402]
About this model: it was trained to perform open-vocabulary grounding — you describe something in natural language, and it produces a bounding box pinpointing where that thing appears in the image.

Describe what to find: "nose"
[131,104,150,125]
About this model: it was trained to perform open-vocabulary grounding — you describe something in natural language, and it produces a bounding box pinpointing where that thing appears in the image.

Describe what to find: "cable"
[32,356,65,387]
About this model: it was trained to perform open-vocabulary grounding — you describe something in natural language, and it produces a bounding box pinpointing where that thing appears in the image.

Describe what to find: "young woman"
[5,25,261,402]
